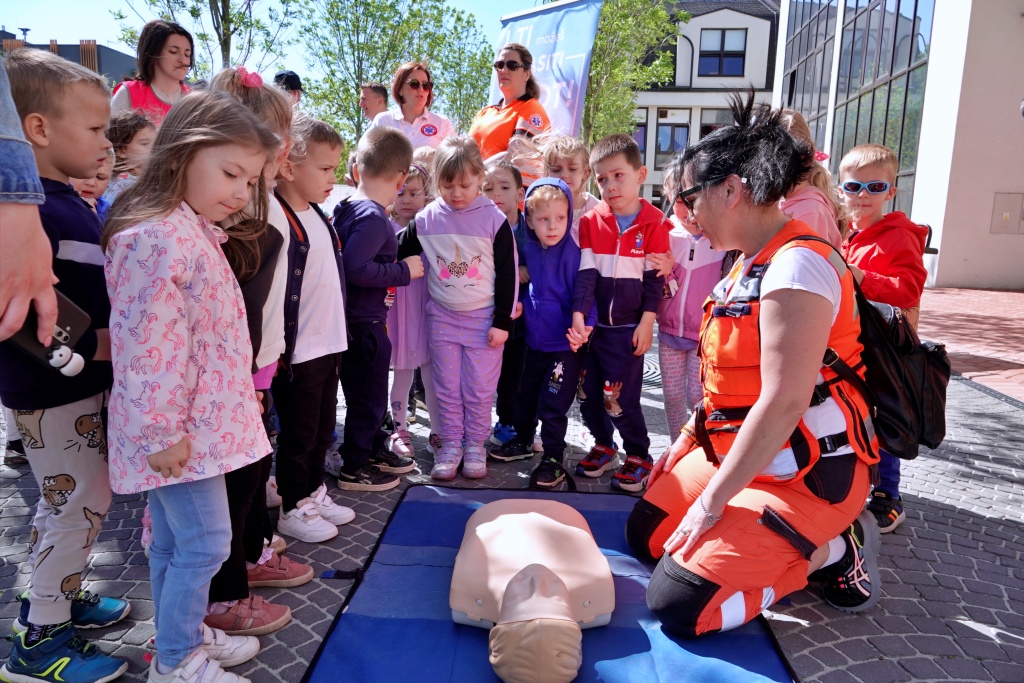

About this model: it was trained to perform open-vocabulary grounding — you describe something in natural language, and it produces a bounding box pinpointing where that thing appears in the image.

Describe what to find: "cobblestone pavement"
[1,348,1022,682]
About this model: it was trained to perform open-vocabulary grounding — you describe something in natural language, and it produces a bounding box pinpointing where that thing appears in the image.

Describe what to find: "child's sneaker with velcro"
[487,422,517,447]
[430,446,462,481]
[610,455,652,493]
[866,490,905,533]
[575,443,618,478]
[2,621,128,683]
[488,439,533,462]
[462,445,488,479]
[14,590,131,634]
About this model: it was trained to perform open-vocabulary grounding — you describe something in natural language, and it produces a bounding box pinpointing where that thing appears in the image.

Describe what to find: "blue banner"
[489,0,604,137]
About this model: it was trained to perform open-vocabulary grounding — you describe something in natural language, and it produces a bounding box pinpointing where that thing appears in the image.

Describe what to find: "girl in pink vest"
[111,20,193,125]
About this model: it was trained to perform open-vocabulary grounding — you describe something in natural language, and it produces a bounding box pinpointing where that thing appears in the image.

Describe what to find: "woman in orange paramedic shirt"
[625,95,882,638]
[469,43,551,161]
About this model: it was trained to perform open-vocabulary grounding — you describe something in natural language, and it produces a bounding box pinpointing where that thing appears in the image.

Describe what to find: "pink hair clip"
[235,66,263,88]
[814,151,830,162]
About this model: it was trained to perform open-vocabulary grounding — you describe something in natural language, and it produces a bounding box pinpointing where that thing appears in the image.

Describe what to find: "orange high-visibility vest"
[697,220,879,483]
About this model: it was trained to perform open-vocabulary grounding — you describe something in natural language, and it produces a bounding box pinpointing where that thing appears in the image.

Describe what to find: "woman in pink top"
[104,91,278,683]
[779,109,847,249]
[110,20,193,125]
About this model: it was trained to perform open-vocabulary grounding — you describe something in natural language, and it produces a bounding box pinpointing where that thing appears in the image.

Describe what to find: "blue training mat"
[303,485,797,683]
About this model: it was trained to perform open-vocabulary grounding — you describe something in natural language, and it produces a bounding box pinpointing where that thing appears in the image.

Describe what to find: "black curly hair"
[672,90,814,207]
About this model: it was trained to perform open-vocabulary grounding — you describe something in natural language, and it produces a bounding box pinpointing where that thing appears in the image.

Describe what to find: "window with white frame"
[698,28,747,77]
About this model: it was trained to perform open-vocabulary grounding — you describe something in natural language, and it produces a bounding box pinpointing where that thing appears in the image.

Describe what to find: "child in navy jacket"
[490,179,596,488]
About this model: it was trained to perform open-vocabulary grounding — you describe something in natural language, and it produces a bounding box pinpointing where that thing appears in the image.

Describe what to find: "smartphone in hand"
[5,291,90,376]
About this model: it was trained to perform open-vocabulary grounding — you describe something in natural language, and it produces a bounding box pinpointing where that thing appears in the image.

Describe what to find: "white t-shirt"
[759,247,842,323]
[571,192,601,245]
[255,197,290,370]
[291,207,348,364]
[367,109,456,149]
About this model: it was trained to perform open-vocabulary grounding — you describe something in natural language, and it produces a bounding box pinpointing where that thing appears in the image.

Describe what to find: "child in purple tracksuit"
[397,137,518,481]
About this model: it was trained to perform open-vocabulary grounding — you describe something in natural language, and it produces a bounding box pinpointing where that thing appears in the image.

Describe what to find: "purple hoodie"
[396,195,519,330]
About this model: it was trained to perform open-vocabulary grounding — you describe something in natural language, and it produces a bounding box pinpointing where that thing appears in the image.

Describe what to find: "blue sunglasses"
[841,180,892,194]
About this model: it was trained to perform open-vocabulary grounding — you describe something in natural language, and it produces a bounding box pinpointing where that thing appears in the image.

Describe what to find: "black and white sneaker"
[336,465,401,492]
[369,446,416,474]
[530,457,565,489]
[488,440,534,462]
[810,510,881,613]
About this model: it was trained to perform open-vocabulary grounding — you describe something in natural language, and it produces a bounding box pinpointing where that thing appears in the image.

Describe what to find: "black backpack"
[824,279,951,460]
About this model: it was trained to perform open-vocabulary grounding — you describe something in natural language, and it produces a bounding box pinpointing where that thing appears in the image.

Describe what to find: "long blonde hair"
[780,108,849,238]
[103,90,280,259]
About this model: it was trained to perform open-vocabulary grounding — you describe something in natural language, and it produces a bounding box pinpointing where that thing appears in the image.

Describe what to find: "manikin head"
[488,564,583,683]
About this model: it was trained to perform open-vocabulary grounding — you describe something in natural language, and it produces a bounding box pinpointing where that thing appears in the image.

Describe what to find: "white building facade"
[773,0,1024,290]
[633,1,781,202]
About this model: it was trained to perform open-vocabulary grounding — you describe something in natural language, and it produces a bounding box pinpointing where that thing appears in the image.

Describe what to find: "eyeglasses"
[676,175,747,212]
[493,60,525,72]
[406,79,433,91]
[840,180,891,194]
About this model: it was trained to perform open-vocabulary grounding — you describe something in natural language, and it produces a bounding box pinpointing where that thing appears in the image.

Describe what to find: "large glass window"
[783,1,838,154]
[828,0,934,214]
[655,124,689,170]
[699,109,733,139]
[632,124,647,158]
[698,29,746,77]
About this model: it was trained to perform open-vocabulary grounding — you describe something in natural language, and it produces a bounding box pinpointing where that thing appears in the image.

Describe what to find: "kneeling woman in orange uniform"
[626,94,882,638]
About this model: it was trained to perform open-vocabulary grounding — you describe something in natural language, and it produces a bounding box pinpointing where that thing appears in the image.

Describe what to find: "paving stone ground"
[1,338,1022,682]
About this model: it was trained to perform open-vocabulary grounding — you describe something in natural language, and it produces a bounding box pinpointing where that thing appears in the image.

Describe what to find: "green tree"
[111,0,300,79]
[577,0,684,147]
[299,0,491,145]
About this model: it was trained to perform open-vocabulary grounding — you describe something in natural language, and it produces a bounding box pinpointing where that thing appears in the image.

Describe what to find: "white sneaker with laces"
[277,500,339,543]
[324,450,343,478]
[310,483,355,525]
[389,430,414,457]
[148,648,249,683]
[201,624,259,668]
[265,476,282,508]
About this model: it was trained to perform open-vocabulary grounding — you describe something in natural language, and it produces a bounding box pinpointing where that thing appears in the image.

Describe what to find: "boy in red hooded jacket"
[839,143,928,535]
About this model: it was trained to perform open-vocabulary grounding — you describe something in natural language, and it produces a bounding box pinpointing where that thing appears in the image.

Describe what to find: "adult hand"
[147,438,191,479]
[487,326,509,348]
[649,251,674,278]
[0,204,57,344]
[663,498,714,557]
[403,255,425,279]
[648,426,695,488]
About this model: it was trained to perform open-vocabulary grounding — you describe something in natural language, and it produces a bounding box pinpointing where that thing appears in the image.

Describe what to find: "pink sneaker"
[461,445,488,479]
[431,446,462,481]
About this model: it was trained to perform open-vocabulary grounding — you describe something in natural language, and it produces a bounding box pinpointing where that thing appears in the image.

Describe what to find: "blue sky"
[1,0,538,74]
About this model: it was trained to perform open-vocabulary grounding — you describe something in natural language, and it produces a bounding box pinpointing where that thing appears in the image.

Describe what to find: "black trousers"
[579,326,650,457]
[339,322,391,474]
[494,325,527,426]
[272,353,341,512]
[513,347,584,456]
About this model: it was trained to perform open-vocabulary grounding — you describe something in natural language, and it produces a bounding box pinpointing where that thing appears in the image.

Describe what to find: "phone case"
[6,291,92,368]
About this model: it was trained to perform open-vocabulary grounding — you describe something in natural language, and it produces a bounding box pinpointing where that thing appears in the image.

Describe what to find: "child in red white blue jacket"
[570,134,669,493]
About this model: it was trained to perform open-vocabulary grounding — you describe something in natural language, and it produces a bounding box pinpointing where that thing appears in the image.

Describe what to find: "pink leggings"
[658,344,702,438]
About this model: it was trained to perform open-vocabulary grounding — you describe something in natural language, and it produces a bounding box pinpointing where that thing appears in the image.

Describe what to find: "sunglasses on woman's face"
[840,180,891,194]
[493,60,525,72]
[406,79,433,91]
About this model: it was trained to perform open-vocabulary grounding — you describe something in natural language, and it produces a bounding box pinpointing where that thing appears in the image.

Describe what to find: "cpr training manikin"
[449,499,615,683]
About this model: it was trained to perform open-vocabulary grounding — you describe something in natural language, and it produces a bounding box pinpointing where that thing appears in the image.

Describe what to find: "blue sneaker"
[610,455,652,493]
[575,443,618,477]
[1,622,127,683]
[487,422,517,447]
[14,591,131,634]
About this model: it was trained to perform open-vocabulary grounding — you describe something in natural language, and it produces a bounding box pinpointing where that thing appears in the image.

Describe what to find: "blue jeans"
[875,448,901,498]
[148,476,231,668]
